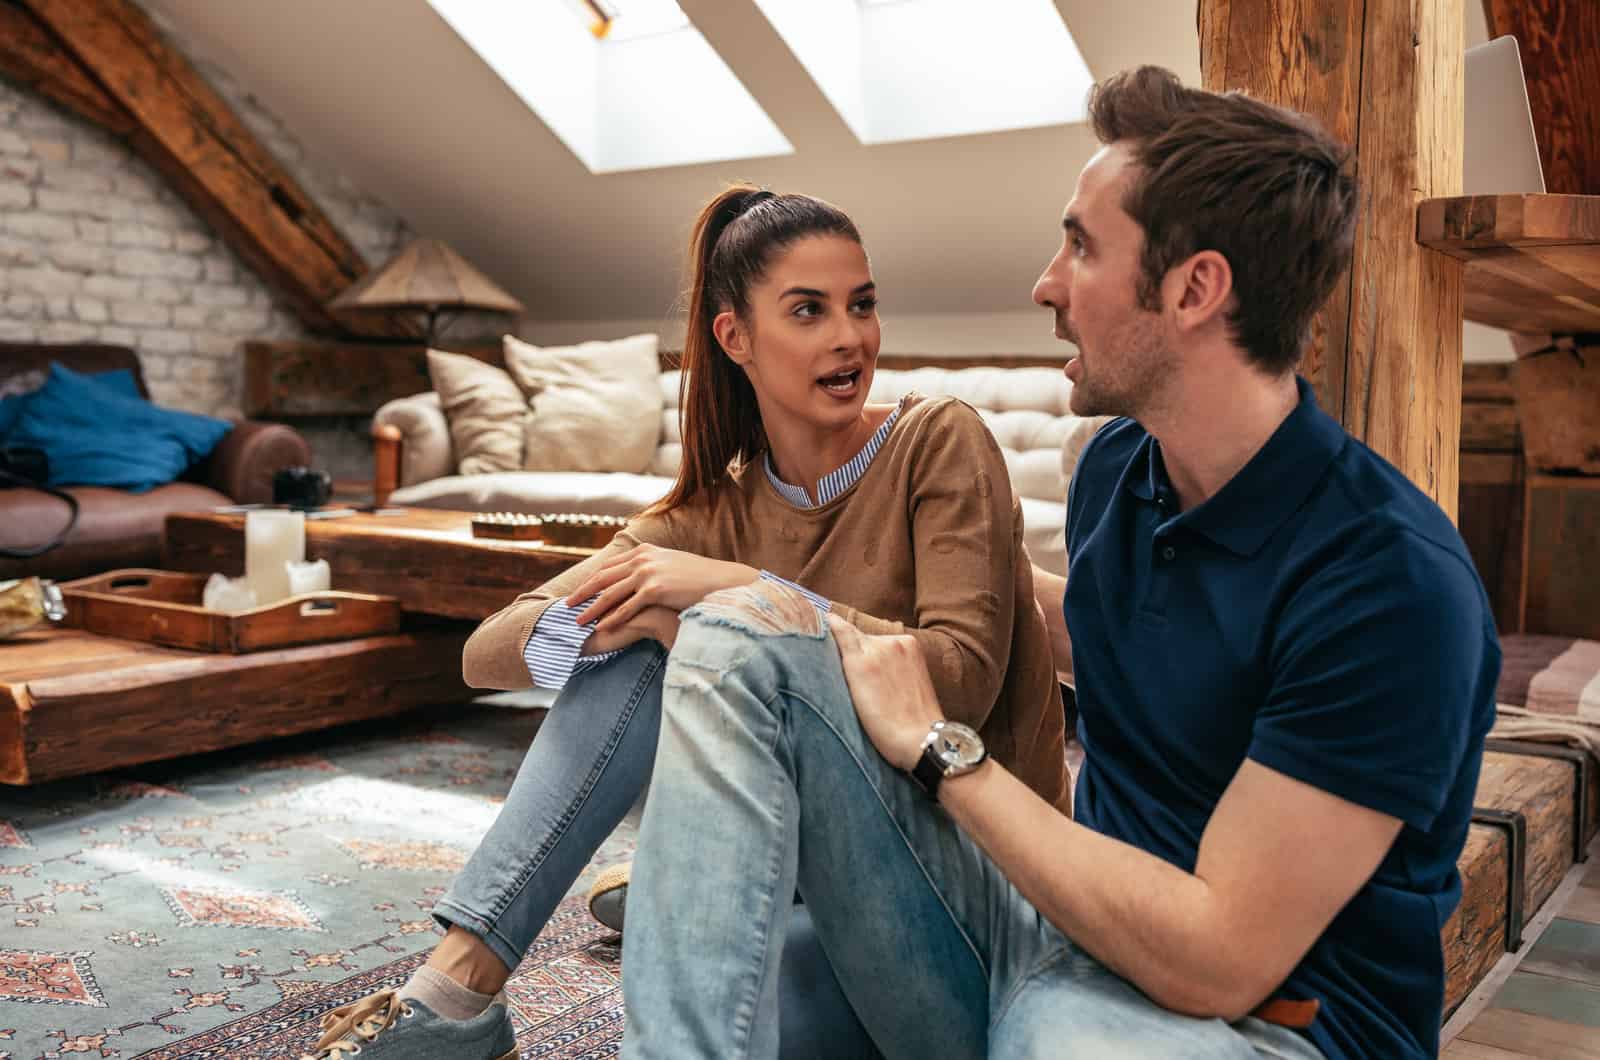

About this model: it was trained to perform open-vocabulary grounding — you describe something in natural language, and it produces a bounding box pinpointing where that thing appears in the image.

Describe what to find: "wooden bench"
[0,625,474,784]
[1443,740,1598,1015]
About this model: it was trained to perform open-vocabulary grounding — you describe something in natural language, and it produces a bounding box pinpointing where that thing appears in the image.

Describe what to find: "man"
[620,66,1498,1059]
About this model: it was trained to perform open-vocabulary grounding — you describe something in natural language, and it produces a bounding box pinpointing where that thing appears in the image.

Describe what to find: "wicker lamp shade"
[327,238,523,341]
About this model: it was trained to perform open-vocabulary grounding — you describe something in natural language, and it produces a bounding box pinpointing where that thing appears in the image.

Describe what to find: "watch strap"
[910,745,947,799]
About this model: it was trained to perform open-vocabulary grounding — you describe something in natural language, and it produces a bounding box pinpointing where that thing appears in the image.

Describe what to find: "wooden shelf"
[1417,193,1600,334]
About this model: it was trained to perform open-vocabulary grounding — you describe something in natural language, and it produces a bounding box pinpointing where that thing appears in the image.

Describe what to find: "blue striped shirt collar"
[763,398,906,509]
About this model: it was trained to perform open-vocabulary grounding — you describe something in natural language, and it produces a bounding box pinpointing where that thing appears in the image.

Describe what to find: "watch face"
[932,722,984,769]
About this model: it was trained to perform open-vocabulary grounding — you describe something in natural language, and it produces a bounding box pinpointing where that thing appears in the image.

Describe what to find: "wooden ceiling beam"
[0,0,133,134]
[14,0,410,338]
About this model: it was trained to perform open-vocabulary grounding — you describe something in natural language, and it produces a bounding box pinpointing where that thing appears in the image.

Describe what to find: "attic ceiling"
[141,0,1202,329]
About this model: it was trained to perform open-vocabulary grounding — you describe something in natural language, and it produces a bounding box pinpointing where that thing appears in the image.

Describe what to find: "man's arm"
[940,756,1398,1018]
[826,615,1400,1020]
[1031,564,1072,685]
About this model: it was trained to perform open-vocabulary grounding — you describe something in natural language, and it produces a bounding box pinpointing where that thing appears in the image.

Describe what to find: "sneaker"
[298,990,516,1059]
[587,861,630,933]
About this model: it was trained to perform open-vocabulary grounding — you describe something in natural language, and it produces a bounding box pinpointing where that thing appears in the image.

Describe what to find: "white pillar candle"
[245,510,305,605]
[286,558,331,596]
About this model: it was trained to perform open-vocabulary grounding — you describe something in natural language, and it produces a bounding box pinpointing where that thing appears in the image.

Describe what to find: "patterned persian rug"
[0,697,635,1059]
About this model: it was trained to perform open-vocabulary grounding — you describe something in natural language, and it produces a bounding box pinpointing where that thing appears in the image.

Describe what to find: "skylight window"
[428,0,792,174]
[567,0,689,42]
[753,0,1093,145]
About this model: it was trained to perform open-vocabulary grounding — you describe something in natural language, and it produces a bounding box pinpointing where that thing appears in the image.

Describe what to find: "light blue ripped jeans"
[432,640,880,1059]
[621,582,1327,1060]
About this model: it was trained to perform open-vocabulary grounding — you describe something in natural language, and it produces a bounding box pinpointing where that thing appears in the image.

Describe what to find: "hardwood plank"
[1565,883,1600,926]
[1461,1005,1600,1060]
[1482,0,1600,197]
[1444,1039,1548,1060]
[1490,971,1600,1029]
[1522,918,1600,988]
[0,0,132,133]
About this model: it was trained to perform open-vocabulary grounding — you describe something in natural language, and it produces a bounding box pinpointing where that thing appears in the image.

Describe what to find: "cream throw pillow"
[426,349,525,475]
[504,333,664,474]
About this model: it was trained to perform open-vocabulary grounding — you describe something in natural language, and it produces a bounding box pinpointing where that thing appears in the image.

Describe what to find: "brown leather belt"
[1251,998,1320,1029]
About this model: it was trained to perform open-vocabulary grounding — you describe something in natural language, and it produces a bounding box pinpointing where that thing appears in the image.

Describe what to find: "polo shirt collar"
[1123,376,1347,557]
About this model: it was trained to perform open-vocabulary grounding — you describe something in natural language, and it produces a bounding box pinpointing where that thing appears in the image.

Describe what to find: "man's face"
[1032,143,1174,419]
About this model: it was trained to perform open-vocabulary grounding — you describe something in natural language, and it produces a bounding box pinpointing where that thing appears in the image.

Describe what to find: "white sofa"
[373,362,1105,576]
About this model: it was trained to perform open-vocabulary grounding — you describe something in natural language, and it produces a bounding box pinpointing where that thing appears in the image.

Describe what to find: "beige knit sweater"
[462,395,1070,812]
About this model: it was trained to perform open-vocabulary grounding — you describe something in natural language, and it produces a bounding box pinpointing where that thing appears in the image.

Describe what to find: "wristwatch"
[909,720,987,800]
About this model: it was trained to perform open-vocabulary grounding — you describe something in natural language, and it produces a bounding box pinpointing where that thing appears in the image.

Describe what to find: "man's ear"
[712,310,752,366]
[1167,250,1233,335]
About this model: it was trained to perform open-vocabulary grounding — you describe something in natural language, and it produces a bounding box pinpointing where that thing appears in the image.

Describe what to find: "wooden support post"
[1199,0,1465,519]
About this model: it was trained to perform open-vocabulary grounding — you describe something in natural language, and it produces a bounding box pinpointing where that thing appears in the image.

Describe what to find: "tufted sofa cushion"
[381,363,1107,575]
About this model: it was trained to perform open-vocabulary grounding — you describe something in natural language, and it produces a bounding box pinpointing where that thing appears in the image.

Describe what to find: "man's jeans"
[621,585,1326,1059]
[433,640,879,1059]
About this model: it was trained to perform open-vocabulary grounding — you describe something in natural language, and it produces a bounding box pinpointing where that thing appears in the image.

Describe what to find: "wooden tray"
[58,569,401,653]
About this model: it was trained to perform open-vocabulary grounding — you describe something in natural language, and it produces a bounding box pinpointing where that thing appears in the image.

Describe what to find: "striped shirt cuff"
[759,570,831,612]
[523,599,622,689]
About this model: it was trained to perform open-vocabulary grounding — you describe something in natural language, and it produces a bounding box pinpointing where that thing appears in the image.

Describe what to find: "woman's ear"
[713,309,752,366]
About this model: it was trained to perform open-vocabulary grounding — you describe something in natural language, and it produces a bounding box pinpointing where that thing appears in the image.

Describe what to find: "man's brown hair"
[1088,66,1357,376]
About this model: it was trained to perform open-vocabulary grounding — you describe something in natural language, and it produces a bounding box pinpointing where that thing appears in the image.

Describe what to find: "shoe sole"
[497,1051,517,1060]
[586,863,630,934]
[589,885,626,934]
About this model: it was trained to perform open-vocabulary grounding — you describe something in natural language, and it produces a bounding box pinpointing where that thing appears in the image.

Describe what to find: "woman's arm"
[829,402,1020,731]
[461,517,678,690]
[1031,565,1072,685]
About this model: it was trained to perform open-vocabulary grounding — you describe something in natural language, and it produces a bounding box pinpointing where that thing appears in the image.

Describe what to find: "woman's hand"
[566,544,759,632]
[582,604,680,654]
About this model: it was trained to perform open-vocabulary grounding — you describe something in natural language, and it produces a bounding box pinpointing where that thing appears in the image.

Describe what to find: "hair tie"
[739,189,776,215]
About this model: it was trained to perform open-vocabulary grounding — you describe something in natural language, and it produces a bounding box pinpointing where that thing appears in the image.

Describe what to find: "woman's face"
[716,233,881,436]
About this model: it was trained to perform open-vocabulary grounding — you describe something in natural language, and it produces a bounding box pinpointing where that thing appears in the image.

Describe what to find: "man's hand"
[826,613,944,772]
[582,604,680,655]
[566,545,758,632]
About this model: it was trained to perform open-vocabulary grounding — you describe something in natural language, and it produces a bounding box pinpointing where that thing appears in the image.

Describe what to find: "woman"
[301,187,1069,1060]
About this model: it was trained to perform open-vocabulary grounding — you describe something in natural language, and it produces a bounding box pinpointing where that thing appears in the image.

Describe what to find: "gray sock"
[398,965,500,1022]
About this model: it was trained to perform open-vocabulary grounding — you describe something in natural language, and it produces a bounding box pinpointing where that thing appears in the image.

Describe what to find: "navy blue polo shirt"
[1064,378,1499,1060]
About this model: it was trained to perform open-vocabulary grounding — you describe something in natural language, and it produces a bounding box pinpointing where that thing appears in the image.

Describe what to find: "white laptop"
[1464,35,1546,195]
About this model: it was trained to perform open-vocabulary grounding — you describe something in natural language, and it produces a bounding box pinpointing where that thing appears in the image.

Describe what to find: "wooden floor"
[1445,839,1600,1060]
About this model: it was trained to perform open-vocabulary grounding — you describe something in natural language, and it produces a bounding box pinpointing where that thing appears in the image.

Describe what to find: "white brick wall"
[0,9,412,478]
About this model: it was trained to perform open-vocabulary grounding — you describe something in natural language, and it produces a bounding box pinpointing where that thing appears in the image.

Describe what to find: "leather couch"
[0,342,312,581]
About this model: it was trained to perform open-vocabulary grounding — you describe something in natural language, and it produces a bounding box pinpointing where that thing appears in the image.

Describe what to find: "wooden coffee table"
[164,508,600,621]
[0,624,472,784]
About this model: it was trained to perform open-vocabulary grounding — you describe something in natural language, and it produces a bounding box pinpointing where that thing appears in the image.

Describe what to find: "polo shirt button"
[1162,546,1176,562]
